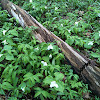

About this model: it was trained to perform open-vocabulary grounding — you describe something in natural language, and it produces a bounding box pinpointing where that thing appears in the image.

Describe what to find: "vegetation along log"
[0,0,100,97]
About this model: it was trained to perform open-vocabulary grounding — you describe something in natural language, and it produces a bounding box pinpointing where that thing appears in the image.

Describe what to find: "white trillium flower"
[45,6,47,9]
[32,6,35,9]
[53,17,57,20]
[68,30,71,33]
[50,81,58,88]
[35,47,39,50]
[0,54,3,57]
[47,44,53,50]
[3,30,7,35]
[75,22,78,26]
[61,24,63,27]
[21,87,25,92]
[98,13,100,17]
[55,7,58,10]
[88,41,93,45]
[41,61,47,66]
[99,31,100,37]
[49,54,52,58]
[29,0,32,3]
[2,40,8,45]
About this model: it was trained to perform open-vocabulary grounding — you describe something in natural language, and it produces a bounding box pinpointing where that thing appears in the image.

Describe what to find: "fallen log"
[0,0,100,97]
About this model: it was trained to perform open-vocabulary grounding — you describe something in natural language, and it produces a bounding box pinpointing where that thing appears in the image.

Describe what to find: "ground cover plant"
[13,0,100,64]
[0,0,100,100]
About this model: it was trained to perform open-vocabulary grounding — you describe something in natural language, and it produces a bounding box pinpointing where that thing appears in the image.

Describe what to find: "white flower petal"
[75,22,78,26]
[61,24,63,27]
[0,54,3,57]
[35,47,39,50]
[47,44,53,50]
[41,61,47,66]
[68,30,71,33]
[49,54,52,58]
[29,0,32,3]
[2,40,8,45]
[55,7,58,10]
[50,81,58,88]
[99,31,100,37]
[32,6,35,9]
[98,13,100,17]
[3,30,7,35]
[88,41,93,45]
[21,87,25,92]
[45,6,47,9]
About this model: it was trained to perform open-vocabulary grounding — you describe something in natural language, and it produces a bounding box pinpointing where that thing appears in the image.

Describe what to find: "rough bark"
[0,0,100,97]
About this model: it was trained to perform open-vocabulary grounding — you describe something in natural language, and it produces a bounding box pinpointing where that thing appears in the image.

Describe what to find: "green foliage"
[0,0,100,99]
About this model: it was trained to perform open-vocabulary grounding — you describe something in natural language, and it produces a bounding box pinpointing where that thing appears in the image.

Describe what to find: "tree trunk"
[0,0,100,97]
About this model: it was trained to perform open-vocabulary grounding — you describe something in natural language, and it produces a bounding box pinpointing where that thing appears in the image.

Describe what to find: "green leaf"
[18,27,23,30]
[55,53,64,60]
[71,81,82,88]
[34,91,42,98]
[91,53,100,58]
[43,76,54,84]
[8,97,17,100]
[42,56,49,62]
[84,42,92,49]
[22,55,29,64]
[7,38,16,46]
[0,88,5,95]
[0,64,5,68]
[6,54,14,60]
[54,72,64,80]
[42,90,50,98]
[8,29,18,36]
[52,58,55,65]
[23,72,33,80]
[54,65,60,71]
[11,50,18,55]
[12,72,18,87]
[2,82,14,90]
[0,55,5,62]
[18,43,24,52]
[2,66,9,75]
[33,75,40,83]
[23,72,35,84]
[66,38,74,45]
[4,45,12,50]
[8,68,13,77]
[36,73,43,77]
[93,33,100,40]
[56,81,64,93]
[25,87,31,93]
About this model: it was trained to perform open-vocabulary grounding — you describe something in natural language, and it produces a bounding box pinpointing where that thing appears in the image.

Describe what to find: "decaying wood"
[0,0,100,97]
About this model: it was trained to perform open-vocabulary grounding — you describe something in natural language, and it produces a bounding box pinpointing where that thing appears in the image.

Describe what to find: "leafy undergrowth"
[0,0,100,100]
[10,0,100,64]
